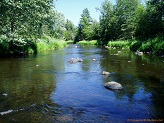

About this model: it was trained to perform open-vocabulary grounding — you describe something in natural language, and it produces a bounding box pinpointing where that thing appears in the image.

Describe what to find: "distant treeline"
[75,0,164,43]
[74,0,164,55]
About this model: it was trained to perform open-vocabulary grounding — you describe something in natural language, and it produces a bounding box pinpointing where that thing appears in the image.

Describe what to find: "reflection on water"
[0,45,164,122]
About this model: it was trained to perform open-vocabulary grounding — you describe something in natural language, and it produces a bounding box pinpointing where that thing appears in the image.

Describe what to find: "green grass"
[0,35,67,56]
[105,36,164,56]
[77,40,98,45]
[36,38,67,52]
[107,40,132,48]
[66,40,74,44]
[133,36,164,55]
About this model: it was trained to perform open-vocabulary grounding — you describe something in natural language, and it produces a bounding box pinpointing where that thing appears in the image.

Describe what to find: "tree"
[0,0,55,54]
[136,0,164,38]
[114,0,141,39]
[98,0,142,42]
[75,8,93,41]
[64,19,76,41]
[51,11,66,39]
[99,0,114,42]
[0,0,53,37]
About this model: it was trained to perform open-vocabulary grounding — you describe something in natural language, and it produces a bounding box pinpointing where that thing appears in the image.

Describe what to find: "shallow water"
[0,44,164,122]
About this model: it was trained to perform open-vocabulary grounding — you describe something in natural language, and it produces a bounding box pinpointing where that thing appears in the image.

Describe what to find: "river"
[0,44,164,122]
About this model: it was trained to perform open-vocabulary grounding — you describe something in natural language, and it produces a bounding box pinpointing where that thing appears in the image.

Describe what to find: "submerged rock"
[104,81,123,90]
[68,58,83,63]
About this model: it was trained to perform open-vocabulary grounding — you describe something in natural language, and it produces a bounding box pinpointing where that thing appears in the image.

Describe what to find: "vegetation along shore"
[0,0,163,57]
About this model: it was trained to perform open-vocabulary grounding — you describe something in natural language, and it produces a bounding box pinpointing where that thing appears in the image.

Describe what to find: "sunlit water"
[0,44,164,122]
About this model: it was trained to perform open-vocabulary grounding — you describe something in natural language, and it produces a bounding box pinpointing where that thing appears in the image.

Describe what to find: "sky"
[55,0,145,26]
[55,0,116,26]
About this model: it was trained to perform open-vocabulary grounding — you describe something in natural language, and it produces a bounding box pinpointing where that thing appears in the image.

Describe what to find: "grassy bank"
[36,38,67,52]
[77,40,98,45]
[107,40,131,49]
[106,36,164,56]
[0,35,67,57]
[130,36,164,55]
[66,40,74,44]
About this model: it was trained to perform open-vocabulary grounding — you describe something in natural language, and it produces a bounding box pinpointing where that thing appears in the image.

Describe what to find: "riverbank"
[36,38,67,53]
[107,36,164,56]
[65,40,74,44]
[76,36,164,56]
[0,36,67,57]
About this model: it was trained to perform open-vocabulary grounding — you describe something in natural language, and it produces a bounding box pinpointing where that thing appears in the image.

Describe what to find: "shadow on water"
[0,44,164,122]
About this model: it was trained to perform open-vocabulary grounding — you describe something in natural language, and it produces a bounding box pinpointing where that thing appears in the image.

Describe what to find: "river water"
[0,44,164,122]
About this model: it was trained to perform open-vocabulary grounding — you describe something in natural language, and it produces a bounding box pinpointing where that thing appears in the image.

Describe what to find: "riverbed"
[0,44,164,122]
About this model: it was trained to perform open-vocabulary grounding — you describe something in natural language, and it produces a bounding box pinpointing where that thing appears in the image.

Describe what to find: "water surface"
[0,45,164,122]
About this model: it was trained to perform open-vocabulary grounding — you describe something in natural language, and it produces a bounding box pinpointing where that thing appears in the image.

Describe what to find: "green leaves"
[0,0,56,39]
[76,8,97,41]
[98,0,163,42]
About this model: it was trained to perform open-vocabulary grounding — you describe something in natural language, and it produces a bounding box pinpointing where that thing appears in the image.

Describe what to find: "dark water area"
[0,44,164,123]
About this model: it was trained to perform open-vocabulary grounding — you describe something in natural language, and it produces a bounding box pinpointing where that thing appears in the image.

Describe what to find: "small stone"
[0,110,13,115]
[102,71,110,75]
[2,93,8,97]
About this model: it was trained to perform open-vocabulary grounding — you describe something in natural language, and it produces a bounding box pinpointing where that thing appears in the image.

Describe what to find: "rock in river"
[68,58,83,63]
[102,71,110,75]
[104,81,123,90]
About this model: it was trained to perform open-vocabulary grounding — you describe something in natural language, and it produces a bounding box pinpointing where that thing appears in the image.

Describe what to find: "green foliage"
[105,36,164,56]
[36,37,67,52]
[51,11,66,39]
[77,40,98,45]
[139,36,164,55]
[66,40,74,44]
[0,42,10,56]
[75,8,96,41]
[0,0,54,37]
[136,0,164,38]
[0,35,37,56]
[0,0,69,56]
[130,36,164,55]
[64,19,76,41]
[107,40,132,48]
[98,0,164,43]
[98,0,141,42]
[99,0,114,41]
[129,40,142,51]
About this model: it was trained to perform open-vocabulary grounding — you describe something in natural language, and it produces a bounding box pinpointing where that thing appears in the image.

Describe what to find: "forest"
[0,0,164,56]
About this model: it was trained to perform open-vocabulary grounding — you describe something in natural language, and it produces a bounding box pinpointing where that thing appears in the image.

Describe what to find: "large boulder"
[104,81,123,90]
